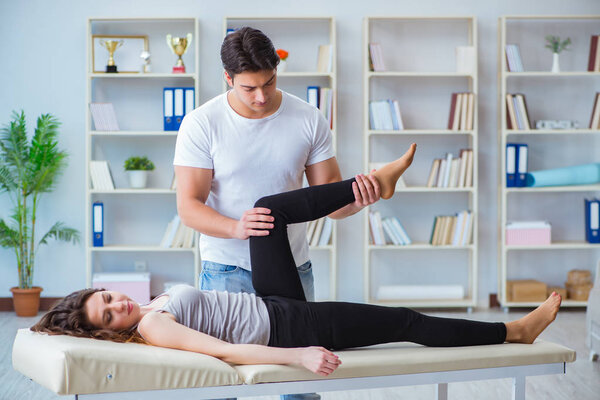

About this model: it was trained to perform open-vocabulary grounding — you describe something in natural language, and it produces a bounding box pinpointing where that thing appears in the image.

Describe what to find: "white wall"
[1,0,598,305]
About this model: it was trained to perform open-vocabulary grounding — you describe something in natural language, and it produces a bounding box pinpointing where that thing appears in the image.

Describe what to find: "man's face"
[226,69,278,115]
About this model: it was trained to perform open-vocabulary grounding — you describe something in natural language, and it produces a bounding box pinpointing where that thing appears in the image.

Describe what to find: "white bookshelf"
[498,15,600,309]
[223,17,338,300]
[363,16,479,309]
[85,17,200,295]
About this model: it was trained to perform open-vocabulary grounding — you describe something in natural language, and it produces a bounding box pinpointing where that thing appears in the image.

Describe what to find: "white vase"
[551,53,560,73]
[127,170,148,189]
[278,60,287,72]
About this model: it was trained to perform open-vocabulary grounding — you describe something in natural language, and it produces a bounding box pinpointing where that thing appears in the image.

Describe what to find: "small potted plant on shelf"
[0,111,80,316]
[545,35,571,73]
[124,156,155,189]
[276,49,289,72]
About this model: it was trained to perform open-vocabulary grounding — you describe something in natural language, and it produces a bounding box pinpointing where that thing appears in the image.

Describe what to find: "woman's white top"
[158,284,270,345]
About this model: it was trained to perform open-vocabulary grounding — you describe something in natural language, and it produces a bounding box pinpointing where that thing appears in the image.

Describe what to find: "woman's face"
[85,290,141,331]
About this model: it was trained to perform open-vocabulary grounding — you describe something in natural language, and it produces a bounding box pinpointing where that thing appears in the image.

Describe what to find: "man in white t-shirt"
[174,24,378,329]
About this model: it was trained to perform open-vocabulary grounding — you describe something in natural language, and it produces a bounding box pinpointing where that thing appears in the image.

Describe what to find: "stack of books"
[426,150,473,188]
[89,103,120,131]
[589,92,600,129]
[588,35,600,72]
[368,43,386,72]
[89,161,115,190]
[429,210,473,246]
[317,44,333,73]
[369,100,404,130]
[307,86,334,129]
[306,217,333,247]
[447,93,475,131]
[160,215,195,248]
[505,93,531,130]
[505,44,524,72]
[368,211,411,246]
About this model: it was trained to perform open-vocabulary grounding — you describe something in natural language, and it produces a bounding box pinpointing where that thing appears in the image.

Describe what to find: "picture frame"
[92,35,149,73]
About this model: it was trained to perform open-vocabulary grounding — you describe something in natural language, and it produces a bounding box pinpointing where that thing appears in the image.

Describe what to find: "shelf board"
[368,71,473,78]
[396,187,474,193]
[505,185,600,193]
[368,244,474,250]
[89,73,196,79]
[90,131,178,137]
[505,129,600,135]
[505,71,600,77]
[278,72,334,78]
[505,242,600,250]
[90,189,175,194]
[368,129,474,136]
[501,300,587,308]
[90,245,194,252]
[368,298,475,308]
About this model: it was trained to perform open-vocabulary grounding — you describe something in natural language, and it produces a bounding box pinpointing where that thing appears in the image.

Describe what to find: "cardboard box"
[506,221,551,246]
[507,280,547,302]
[92,272,150,304]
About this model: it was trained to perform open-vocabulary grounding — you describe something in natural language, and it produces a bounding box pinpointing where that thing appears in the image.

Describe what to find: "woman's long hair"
[30,288,146,344]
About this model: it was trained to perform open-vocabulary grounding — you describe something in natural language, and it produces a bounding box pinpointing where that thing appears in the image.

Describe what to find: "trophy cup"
[99,39,123,73]
[166,33,192,73]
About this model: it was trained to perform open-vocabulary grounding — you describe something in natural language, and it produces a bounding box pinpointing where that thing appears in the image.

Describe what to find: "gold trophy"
[99,39,123,73]
[166,33,192,73]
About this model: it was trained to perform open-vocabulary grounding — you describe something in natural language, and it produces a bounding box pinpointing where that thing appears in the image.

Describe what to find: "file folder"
[163,88,174,131]
[93,202,104,247]
[506,143,517,187]
[516,143,528,187]
[174,88,184,130]
[307,86,320,108]
[184,87,195,115]
[585,198,600,243]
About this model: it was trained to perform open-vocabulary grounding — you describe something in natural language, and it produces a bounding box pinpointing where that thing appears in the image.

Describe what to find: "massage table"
[12,328,575,400]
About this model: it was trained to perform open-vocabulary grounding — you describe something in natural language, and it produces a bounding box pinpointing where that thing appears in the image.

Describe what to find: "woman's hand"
[298,346,341,376]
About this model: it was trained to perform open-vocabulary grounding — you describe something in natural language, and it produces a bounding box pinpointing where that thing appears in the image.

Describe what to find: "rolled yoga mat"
[525,163,600,187]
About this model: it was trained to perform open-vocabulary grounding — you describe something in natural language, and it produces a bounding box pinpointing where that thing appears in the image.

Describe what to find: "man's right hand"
[232,207,274,240]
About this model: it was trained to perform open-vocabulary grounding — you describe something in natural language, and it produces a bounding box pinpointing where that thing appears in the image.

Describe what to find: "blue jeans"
[200,260,319,400]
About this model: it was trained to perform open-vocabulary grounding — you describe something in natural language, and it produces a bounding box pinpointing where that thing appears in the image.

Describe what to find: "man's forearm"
[178,198,237,238]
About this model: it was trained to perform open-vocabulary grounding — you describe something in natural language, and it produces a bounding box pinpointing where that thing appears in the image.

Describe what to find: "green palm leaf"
[38,222,80,246]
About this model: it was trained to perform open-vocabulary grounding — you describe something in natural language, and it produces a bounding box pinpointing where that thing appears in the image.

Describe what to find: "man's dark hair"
[221,27,280,79]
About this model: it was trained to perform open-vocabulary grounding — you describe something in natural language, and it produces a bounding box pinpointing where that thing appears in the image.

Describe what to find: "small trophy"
[99,39,123,73]
[140,50,151,73]
[166,33,192,73]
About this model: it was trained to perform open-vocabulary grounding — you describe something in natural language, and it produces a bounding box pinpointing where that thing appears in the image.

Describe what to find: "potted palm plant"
[124,155,155,189]
[0,111,80,316]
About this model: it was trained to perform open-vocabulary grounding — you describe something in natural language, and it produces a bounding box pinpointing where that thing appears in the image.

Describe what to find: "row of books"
[587,35,600,72]
[426,150,474,188]
[505,44,524,72]
[506,143,528,187]
[307,86,334,129]
[306,217,333,247]
[90,103,120,131]
[316,44,334,73]
[584,199,600,243]
[160,215,195,248]
[368,100,404,130]
[589,92,600,129]
[368,43,386,72]
[447,92,475,131]
[430,210,474,246]
[368,211,412,246]
[505,93,531,130]
[90,161,115,190]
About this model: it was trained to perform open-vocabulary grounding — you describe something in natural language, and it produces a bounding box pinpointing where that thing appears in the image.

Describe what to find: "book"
[90,103,120,131]
[392,100,404,130]
[382,218,402,245]
[457,150,467,188]
[506,94,518,130]
[466,93,474,130]
[459,92,469,131]
[587,35,598,72]
[442,152,453,188]
[515,94,531,130]
[317,44,333,73]
[449,158,460,188]
[452,93,462,131]
[590,92,600,129]
[426,159,441,187]
[368,43,386,72]
[391,217,411,245]
[505,44,524,72]
[89,161,115,190]
[465,150,474,187]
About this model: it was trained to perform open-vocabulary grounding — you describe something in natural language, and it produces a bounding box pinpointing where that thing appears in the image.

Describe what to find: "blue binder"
[307,86,320,108]
[93,202,104,247]
[163,88,175,131]
[585,198,600,243]
[506,143,517,187]
[516,143,528,187]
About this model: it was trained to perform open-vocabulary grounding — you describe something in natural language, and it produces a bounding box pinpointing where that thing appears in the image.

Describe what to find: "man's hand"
[351,171,381,208]
[298,347,341,376]
[232,207,274,240]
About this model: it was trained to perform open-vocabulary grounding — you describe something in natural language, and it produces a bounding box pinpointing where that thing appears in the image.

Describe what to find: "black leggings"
[250,179,506,350]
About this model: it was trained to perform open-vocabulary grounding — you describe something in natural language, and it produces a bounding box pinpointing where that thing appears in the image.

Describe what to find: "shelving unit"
[85,17,200,296]
[363,16,478,309]
[498,15,600,310]
[223,17,338,300]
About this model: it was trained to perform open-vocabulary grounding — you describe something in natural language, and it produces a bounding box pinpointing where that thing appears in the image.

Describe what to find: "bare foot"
[505,292,562,344]
[371,143,417,199]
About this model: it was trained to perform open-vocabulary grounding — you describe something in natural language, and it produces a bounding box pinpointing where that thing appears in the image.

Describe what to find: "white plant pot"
[127,170,149,189]
[278,60,287,72]
[551,53,560,73]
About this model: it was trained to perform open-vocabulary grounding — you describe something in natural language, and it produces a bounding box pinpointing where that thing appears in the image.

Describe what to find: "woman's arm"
[138,312,341,376]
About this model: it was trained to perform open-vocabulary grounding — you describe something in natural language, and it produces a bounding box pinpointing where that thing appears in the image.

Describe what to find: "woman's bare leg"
[505,292,562,344]
[371,143,417,199]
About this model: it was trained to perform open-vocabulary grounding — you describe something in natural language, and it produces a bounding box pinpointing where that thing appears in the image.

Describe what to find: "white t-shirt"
[173,90,334,270]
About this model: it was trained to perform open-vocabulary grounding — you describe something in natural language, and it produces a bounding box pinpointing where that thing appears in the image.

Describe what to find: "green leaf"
[0,218,19,248]
[38,222,80,246]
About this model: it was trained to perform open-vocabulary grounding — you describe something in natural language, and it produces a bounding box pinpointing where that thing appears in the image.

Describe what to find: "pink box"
[92,272,150,304]
[506,222,551,245]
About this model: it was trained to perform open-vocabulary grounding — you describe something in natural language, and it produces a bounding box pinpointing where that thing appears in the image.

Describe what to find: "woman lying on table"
[32,143,562,376]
